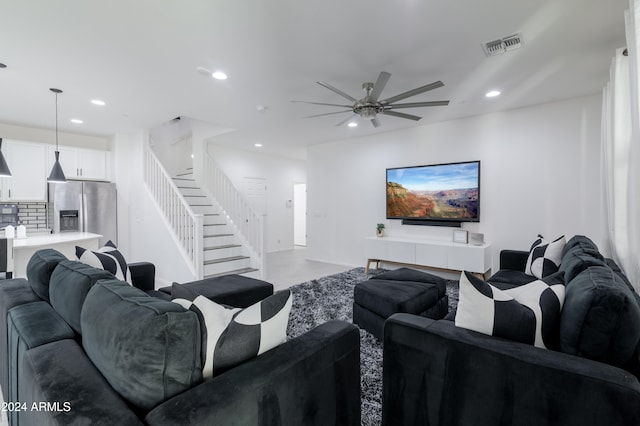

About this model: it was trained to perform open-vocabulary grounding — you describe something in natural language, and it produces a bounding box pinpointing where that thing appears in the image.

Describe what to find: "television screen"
[386,160,480,223]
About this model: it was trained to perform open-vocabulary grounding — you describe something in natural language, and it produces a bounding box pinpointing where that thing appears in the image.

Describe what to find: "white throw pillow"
[76,240,131,284]
[525,235,566,279]
[455,271,565,349]
[173,284,293,379]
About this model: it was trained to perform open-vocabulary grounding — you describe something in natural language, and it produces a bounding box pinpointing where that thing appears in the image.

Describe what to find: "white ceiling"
[0,0,629,159]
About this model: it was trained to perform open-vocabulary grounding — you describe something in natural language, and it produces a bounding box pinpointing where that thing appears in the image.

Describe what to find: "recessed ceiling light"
[212,71,228,80]
[70,119,83,124]
[254,143,263,148]
[485,90,501,98]
[347,122,358,128]
[91,99,106,106]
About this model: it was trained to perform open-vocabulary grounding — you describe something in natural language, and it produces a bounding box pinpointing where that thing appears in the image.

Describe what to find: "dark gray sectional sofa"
[0,249,361,426]
[382,235,640,426]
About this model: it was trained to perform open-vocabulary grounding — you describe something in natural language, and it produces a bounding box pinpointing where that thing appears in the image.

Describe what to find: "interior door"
[243,177,267,216]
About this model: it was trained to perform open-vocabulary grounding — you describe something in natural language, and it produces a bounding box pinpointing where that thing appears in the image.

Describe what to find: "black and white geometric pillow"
[525,235,566,279]
[172,284,292,379]
[76,240,131,284]
[455,271,565,349]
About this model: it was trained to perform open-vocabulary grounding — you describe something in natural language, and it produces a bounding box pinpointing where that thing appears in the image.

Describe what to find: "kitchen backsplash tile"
[16,202,49,232]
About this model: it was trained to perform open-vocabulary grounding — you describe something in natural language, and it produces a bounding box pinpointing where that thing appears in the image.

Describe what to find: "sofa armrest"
[499,249,529,271]
[383,314,640,426]
[128,262,155,292]
[145,320,361,426]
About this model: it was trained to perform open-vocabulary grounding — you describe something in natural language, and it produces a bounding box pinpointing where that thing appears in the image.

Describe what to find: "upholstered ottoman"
[353,268,448,339]
[157,274,274,308]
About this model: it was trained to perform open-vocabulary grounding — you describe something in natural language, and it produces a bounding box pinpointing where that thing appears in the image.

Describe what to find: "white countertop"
[12,232,103,249]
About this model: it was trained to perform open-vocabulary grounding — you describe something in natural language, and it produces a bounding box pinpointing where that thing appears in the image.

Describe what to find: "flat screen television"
[386,160,480,225]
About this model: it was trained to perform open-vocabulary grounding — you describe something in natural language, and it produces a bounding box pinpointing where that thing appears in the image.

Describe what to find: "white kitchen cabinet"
[47,145,110,181]
[0,140,47,201]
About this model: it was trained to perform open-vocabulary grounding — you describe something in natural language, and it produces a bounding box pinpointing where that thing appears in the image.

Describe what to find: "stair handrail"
[200,152,266,279]
[143,143,204,279]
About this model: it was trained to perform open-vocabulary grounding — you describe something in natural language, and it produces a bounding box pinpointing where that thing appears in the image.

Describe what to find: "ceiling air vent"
[482,33,524,57]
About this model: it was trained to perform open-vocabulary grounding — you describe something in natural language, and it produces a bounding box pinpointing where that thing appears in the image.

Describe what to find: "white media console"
[364,236,492,278]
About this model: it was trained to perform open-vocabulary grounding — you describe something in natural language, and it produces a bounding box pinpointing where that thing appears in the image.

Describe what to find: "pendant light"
[0,138,11,177]
[47,88,66,183]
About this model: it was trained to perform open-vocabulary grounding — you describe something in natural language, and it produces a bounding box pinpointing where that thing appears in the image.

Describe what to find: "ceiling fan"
[294,71,449,128]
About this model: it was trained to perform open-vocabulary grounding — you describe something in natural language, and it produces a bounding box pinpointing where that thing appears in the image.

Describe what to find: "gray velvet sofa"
[382,235,640,426]
[0,249,361,426]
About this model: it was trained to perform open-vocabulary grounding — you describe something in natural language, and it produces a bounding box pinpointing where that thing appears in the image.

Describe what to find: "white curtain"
[602,0,640,290]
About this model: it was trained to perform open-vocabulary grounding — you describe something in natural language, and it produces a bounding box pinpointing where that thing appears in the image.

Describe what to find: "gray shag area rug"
[285,267,459,426]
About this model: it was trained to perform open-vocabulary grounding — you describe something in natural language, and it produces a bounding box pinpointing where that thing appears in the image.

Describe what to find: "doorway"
[293,183,307,246]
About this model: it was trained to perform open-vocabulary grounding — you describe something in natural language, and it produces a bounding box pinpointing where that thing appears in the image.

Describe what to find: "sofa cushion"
[0,278,41,399]
[487,270,537,288]
[560,266,640,368]
[76,240,131,284]
[559,252,608,283]
[81,279,202,412]
[22,339,144,426]
[455,271,565,349]
[562,235,604,260]
[48,260,114,334]
[172,284,292,379]
[26,249,68,301]
[525,235,566,279]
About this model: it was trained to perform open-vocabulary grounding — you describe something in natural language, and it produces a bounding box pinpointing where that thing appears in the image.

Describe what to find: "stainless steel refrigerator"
[48,181,117,247]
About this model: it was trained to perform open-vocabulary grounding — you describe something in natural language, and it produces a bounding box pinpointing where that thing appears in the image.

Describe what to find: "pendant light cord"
[55,91,59,150]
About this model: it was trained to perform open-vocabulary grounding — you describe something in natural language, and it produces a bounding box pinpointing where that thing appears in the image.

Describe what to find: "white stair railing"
[143,144,204,279]
[201,152,266,279]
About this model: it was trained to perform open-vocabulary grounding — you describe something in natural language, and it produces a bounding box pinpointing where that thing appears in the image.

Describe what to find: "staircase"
[173,170,259,279]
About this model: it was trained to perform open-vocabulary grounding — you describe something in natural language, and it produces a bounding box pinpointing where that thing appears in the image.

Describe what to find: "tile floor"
[266,245,354,291]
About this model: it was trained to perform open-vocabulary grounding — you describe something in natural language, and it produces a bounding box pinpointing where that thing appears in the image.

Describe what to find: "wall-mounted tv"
[386,160,480,225]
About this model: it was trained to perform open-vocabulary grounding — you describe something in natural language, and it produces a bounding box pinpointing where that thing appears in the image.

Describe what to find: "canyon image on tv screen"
[386,160,480,224]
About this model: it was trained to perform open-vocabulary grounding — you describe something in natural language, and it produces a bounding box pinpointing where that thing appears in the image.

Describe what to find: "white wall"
[0,122,109,149]
[113,131,195,287]
[307,94,606,274]
[206,144,306,252]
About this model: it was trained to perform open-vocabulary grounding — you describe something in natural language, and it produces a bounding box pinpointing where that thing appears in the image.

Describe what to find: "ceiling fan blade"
[317,81,358,102]
[381,81,445,104]
[335,114,358,127]
[386,100,450,109]
[369,71,391,101]
[292,100,353,108]
[371,117,381,128]
[382,110,422,121]
[303,110,352,118]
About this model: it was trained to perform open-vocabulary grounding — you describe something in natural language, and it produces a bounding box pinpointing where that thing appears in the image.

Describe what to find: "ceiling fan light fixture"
[297,71,448,128]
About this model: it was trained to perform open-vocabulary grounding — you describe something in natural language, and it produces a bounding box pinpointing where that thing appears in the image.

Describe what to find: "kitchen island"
[12,232,102,278]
